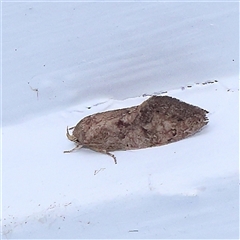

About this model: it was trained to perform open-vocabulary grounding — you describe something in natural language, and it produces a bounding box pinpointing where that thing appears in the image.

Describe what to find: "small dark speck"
[87,107,91,109]
[15,49,17,51]
[43,64,46,67]
[187,85,192,88]
[232,59,235,61]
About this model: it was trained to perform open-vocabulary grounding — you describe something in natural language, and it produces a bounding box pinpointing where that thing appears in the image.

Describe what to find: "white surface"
[2,1,238,126]
[1,2,239,239]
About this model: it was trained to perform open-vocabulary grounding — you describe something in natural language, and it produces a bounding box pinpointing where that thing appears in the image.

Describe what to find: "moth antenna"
[66,126,78,142]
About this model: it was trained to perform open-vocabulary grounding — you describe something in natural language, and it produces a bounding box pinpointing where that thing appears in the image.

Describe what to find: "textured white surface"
[2,2,238,126]
[1,2,239,239]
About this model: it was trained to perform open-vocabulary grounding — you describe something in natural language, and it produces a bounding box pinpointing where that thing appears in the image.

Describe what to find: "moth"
[64,96,208,163]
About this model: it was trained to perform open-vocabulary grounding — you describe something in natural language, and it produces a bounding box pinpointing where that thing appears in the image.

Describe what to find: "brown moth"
[64,96,208,163]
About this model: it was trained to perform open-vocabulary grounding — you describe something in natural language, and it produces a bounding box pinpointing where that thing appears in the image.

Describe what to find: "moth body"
[64,96,208,163]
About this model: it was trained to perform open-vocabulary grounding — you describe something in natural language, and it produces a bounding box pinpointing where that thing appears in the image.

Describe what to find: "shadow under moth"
[64,96,208,163]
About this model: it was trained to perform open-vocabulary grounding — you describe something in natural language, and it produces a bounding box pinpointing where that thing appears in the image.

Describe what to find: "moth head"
[66,127,79,143]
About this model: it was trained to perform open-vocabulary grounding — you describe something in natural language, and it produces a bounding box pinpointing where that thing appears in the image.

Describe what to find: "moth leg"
[89,147,117,164]
[96,149,117,164]
[104,151,117,164]
[64,144,83,153]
